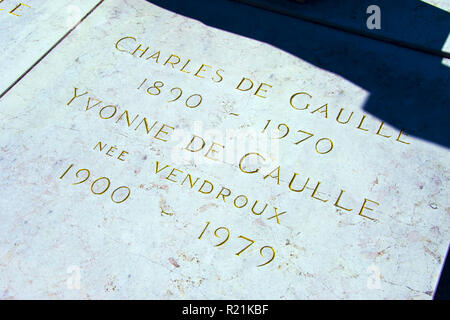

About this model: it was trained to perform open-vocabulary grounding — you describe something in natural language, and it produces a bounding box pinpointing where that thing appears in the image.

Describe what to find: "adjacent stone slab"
[0,0,101,95]
[0,0,448,299]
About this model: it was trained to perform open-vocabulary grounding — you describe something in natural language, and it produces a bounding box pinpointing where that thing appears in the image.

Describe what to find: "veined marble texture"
[0,0,448,299]
[0,0,102,94]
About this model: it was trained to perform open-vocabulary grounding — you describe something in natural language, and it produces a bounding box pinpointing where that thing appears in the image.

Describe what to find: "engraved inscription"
[0,1,30,17]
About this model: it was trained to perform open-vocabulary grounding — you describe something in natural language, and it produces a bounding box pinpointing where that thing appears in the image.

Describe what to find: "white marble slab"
[0,0,102,95]
[0,0,448,299]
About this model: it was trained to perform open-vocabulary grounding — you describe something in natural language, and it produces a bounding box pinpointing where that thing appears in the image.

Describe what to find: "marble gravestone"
[0,0,102,94]
[0,0,448,299]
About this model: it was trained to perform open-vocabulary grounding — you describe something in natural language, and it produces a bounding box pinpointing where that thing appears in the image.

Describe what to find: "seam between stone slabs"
[0,0,106,100]
[232,0,450,59]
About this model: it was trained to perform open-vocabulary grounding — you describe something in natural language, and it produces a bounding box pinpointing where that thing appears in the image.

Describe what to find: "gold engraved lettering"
[311,181,329,202]
[263,166,281,185]
[166,168,183,183]
[235,236,255,256]
[164,54,181,68]
[257,246,276,267]
[9,3,30,16]
[115,36,136,52]
[93,141,107,152]
[396,129,410,144]
[67,87,88,106]
[181,174,200,188]
[116,110,139,127]
[233,195,249,209]
[99,105,117,119]
[239,152,265,174]
[288,173,309,192]
[236,77,254,92]
[356,115,370,132]
[204,142,224,161]
[153,160,286,225]
[154,124,174,142]
[198,180,214,194]
[132,44,149,57]
[375,121,392,138]
[290,92,312,110]
[106,146,117,157]
[267,207,287,224]
[185,134,206,152]
[117,150,128,161]
[135,118,158,134]
[334,189,353,211]
[146,51,161,63]
[214,227,230,247]
[235,77,271,98]
[180,59,192,74]
[336,108,354,124]
[155,161,170,174]
[311,104,329,118]
[115,36,224,84]
[358,198,379,221]
[85,97,102,111]
[216,187,231,202]
[212,69,224,83]
[251,200,268,215]
[194,64,212,78]
[254,82,272,98]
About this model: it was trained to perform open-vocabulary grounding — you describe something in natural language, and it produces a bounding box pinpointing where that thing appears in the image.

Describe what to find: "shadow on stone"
[147,0,450,299]
[147,0,450,149]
